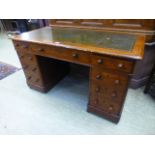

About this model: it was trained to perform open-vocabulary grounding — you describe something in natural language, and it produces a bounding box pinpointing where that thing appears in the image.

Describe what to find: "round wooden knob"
[108,106,113,111]
[95,87,100,92]
[38,48,44,52]
[96,74,102,80]
[112,92,117,97]
[115,80,120,84]
[29,56,33,60]
[72,53,78,58]
[118,63,123,68]
[94,100,98,104]
[97,59,103,64]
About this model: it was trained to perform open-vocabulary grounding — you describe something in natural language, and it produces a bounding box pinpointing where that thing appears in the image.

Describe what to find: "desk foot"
[27,82,52,93]
[87,105,120,123]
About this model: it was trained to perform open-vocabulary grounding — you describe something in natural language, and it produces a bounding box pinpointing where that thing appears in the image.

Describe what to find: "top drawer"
[13,41,91,66]
[91,54,134,73]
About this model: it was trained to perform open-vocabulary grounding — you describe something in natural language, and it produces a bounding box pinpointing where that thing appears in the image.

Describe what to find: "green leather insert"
[51,27,136,51]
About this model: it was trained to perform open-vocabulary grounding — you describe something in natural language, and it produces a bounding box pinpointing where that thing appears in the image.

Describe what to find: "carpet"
[0,61,20,80]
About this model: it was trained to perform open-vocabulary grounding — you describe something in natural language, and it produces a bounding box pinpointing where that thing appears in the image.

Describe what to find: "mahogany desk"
[11,26,145,123]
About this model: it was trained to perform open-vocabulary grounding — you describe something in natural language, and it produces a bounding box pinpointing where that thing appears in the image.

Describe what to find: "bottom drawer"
[89,86,123,115]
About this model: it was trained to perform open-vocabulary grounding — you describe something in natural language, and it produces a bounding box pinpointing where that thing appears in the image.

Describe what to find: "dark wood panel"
[111,19,155,29]
[50,19,155,30]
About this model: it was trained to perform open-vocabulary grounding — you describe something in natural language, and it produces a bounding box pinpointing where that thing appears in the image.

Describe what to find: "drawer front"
[30,44,90,65]
[91,67,128,82]
[89,68,129,115]
[14,41,91,66]
[92,55,134,73]
[17,51,44,87]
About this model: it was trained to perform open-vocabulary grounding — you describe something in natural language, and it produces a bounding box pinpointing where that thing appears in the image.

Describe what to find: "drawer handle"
[94,100,98,105]
[96,74,102,80]
[29,56,33,60]
[108,106,113,111]
[97,59,103,64]
[112,92,117,98]
[115,80,120,84]
[95,87,100,92]
[118,63,124,68]
[72,53,78,58]
[38,48,44,52]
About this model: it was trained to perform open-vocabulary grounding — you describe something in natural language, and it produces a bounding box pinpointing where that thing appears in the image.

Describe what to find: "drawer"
[30,43,90,65]
[89,92,123,115]
[90,78,128,103]
[91,67,129,83]
[91,54,134,73]
[25,71,44,86]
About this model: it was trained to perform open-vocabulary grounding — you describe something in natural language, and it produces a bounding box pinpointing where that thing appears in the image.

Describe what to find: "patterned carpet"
[0,61,20,80]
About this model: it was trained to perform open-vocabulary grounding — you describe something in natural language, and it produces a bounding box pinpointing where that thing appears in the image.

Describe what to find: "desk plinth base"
[87,105,120,123]
[27,82,51,93]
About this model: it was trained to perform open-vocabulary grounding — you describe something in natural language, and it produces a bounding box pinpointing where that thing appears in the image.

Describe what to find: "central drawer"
[30,43,91,65]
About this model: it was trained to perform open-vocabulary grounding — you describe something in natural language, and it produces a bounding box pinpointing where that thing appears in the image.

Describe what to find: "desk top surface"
[12,26,145,59]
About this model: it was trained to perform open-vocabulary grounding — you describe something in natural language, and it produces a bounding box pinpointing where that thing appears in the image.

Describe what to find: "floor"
[0,32,155,135]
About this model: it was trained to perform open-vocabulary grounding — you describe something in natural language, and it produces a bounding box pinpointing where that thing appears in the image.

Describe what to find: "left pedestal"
[13,41,69,92]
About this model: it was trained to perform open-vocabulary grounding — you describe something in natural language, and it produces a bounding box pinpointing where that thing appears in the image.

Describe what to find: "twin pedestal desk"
[12,26,145,123]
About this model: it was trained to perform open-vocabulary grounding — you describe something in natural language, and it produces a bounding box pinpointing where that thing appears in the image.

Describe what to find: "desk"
[12,26,145,123]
